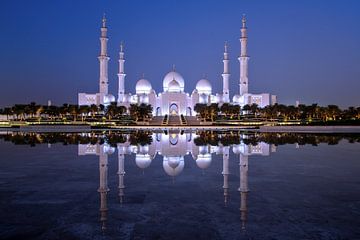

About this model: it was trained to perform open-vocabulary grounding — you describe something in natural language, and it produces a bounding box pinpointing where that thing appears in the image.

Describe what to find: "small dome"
[168,79,181,92]
[163,156,184,177]
[135,154,152,169]
[196,79,212,94]
[163,71,185,92]
[196,154,212,169]
[136,79,152,94]
[103,94,115,105]
[233,94,241,103]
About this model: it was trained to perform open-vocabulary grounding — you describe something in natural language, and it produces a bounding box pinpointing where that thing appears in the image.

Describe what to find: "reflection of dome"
[102,144,115,155]
[196,79,212,94]
[163,156,184,176]
[135,154,152,169]
[199,146,209,155]
[168,79,181,92]
[136,79,152,94]
[196,154,212,169]
[138,145,149,154]
[163,71,184,92]
[103,94,115,105]
[233,94,241,103]
[232,145,242,154]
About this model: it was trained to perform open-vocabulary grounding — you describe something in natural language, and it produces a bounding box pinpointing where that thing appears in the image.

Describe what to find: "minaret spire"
[102,13,106,28]
[222,41,230,103]
[239,14,249,96]
[117,41,126,104]
[98,14,110,103]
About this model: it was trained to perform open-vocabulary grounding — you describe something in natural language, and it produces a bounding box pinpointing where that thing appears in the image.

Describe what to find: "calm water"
[0,131,360,240]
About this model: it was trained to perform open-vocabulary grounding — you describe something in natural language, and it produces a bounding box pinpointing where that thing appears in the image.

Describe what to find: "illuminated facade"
[78,15,276,115]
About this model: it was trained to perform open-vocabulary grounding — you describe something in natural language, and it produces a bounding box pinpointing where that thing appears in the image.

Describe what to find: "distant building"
[79,15,276,115]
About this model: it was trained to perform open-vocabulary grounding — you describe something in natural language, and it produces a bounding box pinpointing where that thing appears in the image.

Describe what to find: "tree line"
[0,102,153,122]
[194,103,360,123]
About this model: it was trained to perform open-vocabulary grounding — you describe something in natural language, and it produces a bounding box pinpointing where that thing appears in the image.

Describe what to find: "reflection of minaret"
[98,147,109,231]
[117,153,125,204]
[239,154,249,231]
[222,146,230,205]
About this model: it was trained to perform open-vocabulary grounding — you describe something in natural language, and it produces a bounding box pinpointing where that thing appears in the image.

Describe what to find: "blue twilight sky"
[0,0,359,108]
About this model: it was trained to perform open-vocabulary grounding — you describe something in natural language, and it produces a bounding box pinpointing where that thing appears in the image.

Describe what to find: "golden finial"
[120,41,124,52]
[102,13,106,27]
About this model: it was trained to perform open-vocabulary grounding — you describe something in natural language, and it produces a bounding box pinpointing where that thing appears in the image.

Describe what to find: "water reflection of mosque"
[78,131,276,231]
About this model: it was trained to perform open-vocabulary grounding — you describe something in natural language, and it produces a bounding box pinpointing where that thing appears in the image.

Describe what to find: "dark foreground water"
[0,131,360,240]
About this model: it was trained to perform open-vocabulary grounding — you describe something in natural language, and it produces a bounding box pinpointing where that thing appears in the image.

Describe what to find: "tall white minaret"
[99,14,110,101]
[239,153,249,231]
[117,42,126,104]
[239,14,249,96]
[222,42,230,103]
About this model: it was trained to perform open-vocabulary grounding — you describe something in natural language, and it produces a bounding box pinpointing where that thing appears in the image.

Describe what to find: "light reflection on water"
[0,131,360,239]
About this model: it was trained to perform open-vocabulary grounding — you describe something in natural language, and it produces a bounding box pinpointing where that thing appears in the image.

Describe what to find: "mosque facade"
[78,15,277,116]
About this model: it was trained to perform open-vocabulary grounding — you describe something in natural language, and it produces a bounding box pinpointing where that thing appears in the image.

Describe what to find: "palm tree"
[105,102,118,120]
[90,104,98,118]
[3,107,12,120]
[138,103,153,121]
[194,103,207,120]
[69,105,79,122]
[327,105,341,121]
[129,104,139,121]
[79,105,90,122]
[209,103,220,121]
[220,103,231,119]
[250,103,259,117]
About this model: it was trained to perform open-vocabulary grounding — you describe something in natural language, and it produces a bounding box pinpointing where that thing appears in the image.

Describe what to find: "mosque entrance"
[169,103,179,116]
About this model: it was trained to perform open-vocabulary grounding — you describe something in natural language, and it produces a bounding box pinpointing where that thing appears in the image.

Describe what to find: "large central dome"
[163,71,185,92]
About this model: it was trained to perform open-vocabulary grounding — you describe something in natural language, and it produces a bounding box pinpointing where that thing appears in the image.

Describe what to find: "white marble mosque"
[78,15,277,116]
[78,131,276,230]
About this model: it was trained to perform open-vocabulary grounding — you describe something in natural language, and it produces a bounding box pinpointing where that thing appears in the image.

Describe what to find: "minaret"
[117,42,126,104]
[222,42,230,103]
[98,14,110,102]
[98,146,109,231]
[239,153,249,231]
[222,146,230,205]
[239,14,249,96]
[117,152,125,204]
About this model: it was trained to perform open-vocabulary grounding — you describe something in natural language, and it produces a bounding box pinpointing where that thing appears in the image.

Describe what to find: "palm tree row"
[0,102,152,122]
[194,103,360,122]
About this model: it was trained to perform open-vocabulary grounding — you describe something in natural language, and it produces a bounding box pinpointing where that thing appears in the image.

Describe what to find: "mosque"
[78,15,277,116]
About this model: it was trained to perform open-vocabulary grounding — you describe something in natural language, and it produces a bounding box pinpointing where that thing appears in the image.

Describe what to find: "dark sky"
[0,0,359,108]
